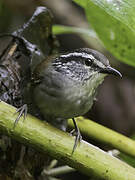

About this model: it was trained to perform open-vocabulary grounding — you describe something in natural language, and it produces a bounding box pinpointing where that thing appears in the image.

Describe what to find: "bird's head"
[52,48,122,82]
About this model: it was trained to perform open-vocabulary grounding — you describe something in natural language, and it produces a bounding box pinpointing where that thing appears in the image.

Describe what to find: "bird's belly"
[34,79,95,119]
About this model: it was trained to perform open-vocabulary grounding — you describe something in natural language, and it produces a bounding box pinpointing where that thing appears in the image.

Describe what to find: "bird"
[31,48,122,153]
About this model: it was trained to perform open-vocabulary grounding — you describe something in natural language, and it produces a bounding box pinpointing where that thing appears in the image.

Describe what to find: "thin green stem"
[68,117,135,157]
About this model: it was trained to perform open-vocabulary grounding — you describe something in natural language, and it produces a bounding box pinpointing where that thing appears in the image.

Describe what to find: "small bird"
[31,48,122,153]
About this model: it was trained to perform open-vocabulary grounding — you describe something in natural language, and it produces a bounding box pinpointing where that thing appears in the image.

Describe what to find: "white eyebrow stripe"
[60,52,95,59]
[60,52,105,68]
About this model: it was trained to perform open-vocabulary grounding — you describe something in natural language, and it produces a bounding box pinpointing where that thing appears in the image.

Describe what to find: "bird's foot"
[70,118,82,154]
[14,104,28,127]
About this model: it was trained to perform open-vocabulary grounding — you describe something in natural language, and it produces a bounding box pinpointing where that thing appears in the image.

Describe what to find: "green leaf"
[73,0,86,8]
[74,0,135,67]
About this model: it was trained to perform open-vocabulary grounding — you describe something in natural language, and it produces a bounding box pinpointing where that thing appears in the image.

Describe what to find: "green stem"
[0,101,135,180]
[68,117,135,157]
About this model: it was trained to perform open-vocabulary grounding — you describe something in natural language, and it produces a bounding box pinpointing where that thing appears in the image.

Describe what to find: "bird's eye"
[85,59,93,66]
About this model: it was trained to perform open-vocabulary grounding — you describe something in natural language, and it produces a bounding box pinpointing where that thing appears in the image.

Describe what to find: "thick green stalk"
[0,101,135,180]
[68,117,135,157]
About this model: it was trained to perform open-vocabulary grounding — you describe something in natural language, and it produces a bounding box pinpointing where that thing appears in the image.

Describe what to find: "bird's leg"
[70,118,82,154]
[14,104,28,128]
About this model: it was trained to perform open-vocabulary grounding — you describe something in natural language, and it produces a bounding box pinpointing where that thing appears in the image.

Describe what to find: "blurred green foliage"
[73,0,135,67]
[53,25,103,50]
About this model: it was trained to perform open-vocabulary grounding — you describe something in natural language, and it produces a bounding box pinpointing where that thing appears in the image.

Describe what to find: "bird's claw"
[70,128,82,154]
[70,118,82,154]
[14,104,28,128]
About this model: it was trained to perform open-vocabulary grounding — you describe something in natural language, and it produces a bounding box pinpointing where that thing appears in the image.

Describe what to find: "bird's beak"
[100,66,122,78]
